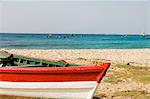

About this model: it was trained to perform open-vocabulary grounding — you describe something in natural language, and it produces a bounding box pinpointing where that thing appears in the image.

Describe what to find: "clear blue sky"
[0,0,150,34]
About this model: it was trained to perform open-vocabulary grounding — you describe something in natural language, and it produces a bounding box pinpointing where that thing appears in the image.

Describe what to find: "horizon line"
[0,32,150,35]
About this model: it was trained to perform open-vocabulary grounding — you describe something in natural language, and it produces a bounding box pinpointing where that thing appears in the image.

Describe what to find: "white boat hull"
[0,81,98,99]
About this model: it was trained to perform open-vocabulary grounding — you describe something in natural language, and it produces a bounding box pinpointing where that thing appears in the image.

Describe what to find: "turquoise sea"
[0,33,150,49]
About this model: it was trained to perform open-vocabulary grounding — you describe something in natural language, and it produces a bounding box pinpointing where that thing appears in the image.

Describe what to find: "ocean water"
[0,33,150,49]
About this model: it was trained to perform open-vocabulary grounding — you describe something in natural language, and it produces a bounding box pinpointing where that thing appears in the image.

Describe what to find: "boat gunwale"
[0,64,109,74]
[0,50,59,62]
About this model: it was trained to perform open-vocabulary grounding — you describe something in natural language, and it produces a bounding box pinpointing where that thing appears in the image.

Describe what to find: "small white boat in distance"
[0,63,110,99]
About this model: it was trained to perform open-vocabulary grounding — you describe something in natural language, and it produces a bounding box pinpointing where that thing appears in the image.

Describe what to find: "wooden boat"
[0,51,110,99]
[0,51,76,67]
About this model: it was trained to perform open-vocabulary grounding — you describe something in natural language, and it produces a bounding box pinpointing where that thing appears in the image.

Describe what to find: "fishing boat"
[0,51,76,67]
[0,51,110,99]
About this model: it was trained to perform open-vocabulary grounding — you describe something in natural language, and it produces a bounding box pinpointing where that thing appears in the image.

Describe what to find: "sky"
[0,3,2,32]
[1,0,148,1]
[148,0,150,32]
[0,0,150,34]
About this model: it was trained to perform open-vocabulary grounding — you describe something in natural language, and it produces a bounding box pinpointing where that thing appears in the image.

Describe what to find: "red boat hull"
[0,63,110,83]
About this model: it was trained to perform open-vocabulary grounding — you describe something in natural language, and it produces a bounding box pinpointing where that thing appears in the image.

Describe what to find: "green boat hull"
[0,51,77,67]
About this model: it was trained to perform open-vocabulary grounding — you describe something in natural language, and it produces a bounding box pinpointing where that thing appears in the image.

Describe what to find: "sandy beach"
[6,49,150,67]
[1,49,150,98]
